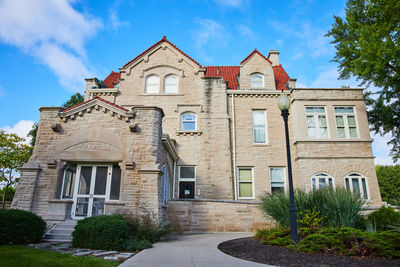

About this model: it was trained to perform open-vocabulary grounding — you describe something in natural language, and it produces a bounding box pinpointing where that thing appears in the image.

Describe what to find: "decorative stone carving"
[129,123,139,132]
[51,123,61,132]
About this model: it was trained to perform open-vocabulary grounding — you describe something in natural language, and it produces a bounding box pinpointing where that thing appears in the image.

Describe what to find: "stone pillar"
[138,169,162,218]
[11,161,41,212]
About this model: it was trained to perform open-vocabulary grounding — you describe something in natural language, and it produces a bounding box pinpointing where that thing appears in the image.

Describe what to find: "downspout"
[172,160,177,199]
[232,93,237,200]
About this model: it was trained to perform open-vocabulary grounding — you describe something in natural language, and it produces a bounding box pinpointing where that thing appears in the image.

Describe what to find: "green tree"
[326,0,400,161]
[0,131,32,209]
[376,165,400,206]
[28,93,84,147]
[62,92,84,108]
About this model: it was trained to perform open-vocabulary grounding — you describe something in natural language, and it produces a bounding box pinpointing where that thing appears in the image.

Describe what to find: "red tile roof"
[273,64,290,91]
[240,49,272,65]
[62,96,128,112]
[204,66,240,89]
[103,71,121,88]
[123,36,202,68]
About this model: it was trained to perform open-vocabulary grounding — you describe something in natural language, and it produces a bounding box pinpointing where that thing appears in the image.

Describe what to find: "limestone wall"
[167,200,274,232]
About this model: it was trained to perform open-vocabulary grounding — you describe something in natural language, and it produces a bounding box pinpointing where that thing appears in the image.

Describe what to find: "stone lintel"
[294,139,373,144]
[138,169,163,175]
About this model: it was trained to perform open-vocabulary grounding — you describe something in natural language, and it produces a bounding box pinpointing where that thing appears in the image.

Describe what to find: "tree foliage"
[62,92,84,108]
[326,0,400,161]
[0,131,32,208]
[376,165,400,206]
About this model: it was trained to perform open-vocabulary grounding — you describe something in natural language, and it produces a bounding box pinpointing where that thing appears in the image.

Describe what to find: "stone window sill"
[176,130,202,136]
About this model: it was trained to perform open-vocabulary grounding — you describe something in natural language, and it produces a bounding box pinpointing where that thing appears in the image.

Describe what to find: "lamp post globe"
[277,92,299,243]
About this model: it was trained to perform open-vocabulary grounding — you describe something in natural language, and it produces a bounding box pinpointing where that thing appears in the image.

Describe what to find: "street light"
[277,91,299,243]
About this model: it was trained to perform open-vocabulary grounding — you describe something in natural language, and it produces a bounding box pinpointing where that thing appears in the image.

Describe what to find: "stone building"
[12,37,382,232]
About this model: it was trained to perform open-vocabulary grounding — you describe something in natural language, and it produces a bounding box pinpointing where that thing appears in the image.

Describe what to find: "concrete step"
[50,229,74,235]
[54,225,76,230]
[44,233,72,241]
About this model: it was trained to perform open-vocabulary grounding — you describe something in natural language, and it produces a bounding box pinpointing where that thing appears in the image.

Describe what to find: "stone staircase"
[44,220,77,242]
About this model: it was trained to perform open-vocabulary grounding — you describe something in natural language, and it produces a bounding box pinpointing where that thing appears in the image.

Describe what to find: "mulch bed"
[218,237,400,267]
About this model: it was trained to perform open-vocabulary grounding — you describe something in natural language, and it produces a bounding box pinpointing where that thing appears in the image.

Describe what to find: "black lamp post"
[277,92,299,243]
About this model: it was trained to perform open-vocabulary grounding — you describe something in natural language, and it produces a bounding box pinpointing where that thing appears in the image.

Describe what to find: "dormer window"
[164,74,178,94]
[251,73,264,88]
[145,75,160,94]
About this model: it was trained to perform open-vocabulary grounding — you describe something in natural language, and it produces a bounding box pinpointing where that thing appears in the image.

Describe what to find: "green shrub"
[0,209,46,245]
[121,208,170,244]
[122,237,152,251]
[298,207,326,229]
[368,206,400,231]
[256,226,400,258]
[72,215,130,250]
[261,187,365,228]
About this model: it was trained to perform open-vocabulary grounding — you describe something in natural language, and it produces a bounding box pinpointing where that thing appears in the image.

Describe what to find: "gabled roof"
[273,65,290,91]
[204,66,240,89]
[123,36,202,68]
[240,49,272,65]
[103,71,121,88]
[62,96,128,113]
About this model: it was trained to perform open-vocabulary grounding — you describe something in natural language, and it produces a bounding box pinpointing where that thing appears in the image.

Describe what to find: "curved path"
[120,233,274,267]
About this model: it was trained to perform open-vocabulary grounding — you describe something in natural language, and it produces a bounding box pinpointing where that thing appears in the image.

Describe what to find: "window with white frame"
[161,165,170,205]
[179,166,195,199]
[345,173,368,199]
[145,74,160,94]
[181,112,196,131]
[311,173,333,190]
[238,168,254,199]
[270,167,285,193]
[250,73,263,88]
[61,165,77,199]
[334,107,358,138]
[253,110,267,143]
[305,107,328,138]
[164,74,178,94]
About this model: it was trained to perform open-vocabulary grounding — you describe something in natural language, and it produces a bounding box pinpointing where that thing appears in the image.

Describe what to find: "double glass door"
[71,165,112,219]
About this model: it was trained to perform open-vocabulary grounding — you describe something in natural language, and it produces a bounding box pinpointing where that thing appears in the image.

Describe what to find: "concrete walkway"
[120,233,273,267]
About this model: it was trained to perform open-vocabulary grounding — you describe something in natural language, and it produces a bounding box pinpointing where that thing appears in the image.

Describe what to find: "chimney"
[288,78,297,89]
[268,50,279,66]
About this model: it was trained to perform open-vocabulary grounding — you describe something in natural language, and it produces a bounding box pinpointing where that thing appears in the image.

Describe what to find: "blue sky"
[0,0,394,165]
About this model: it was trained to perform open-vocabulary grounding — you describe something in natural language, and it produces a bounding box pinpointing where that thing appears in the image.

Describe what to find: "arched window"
[164,74,178,94]
[251,73,263,88]
[344,173,368,199]
[145,75,160,94]
[181,113,196,131]
[311,173,333,190]
[161,165,170,205]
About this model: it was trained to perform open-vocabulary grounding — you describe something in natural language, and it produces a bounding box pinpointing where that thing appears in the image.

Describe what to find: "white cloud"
[1,120,35,143]
[236,25,257,43]
[192,18,230,63]
[108,0,130,32]
[372,133,395,166]
[268,20,332,60]
[213,0,243,7]
[0,0,103,91]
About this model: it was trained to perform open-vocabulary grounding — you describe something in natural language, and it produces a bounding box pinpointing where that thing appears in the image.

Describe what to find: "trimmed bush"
[261,187,365,228]
[72,215,130,250]
[368,206,400,231]
[0,209,46,245]
[256,227,400,258]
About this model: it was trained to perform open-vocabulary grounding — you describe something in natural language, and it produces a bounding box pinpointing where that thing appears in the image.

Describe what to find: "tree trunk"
[1,184,9,209]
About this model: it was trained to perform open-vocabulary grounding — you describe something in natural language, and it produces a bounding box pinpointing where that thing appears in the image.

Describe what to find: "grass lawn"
[0,245,119,267]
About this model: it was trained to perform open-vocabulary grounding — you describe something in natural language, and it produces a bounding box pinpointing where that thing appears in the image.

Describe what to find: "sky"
[0,0,395,165]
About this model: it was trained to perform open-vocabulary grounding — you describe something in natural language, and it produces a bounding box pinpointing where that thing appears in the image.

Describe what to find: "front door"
[71,165,111,219]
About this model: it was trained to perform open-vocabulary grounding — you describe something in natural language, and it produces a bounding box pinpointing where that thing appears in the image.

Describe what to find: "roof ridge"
[240,49,272,65]
[62,96,128,113]
[123,36,201,68]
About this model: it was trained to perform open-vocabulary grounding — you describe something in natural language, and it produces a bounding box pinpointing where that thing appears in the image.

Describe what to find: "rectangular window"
[238,168,253,199]
[334,107,358,138]
[179,166,195,199]
[110,165,121,200]
[345,175,368,199]
[305,107,328,138]
[253,110,267,143]
[270,167,285,193]
[61,165,76,199]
